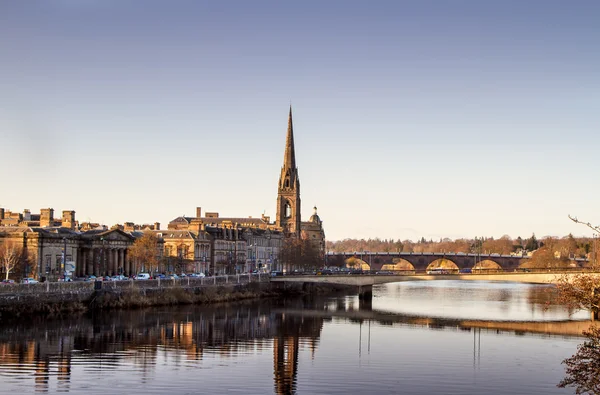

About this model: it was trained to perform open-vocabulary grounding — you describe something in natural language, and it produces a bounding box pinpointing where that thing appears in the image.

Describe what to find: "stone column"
[87,249,94,277]
[123,250,131,276]
[118,249,124,275]
[107,248,113,276]
[113,249,119,275]
[109,249,114,275]
[94,248,100,277]
[124,250,130,276]
[79,249,86,277]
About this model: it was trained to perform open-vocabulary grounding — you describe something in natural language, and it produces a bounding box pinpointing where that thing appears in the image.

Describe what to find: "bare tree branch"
[568,215,600,234]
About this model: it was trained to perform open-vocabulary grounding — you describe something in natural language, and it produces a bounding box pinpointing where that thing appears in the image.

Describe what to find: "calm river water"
[0,281,592,395]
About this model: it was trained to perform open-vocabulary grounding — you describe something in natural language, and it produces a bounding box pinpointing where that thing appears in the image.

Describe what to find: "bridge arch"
[345,257,370,270]
[473,259,503,272]
[426,258,459,273]
[381,258,415,273]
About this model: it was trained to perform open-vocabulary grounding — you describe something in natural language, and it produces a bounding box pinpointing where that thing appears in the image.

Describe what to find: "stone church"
[275,107,326,252]
[169,106,326,254]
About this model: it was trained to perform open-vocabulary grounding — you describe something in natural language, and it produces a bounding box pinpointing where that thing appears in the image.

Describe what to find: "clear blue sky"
[1,1,599,241]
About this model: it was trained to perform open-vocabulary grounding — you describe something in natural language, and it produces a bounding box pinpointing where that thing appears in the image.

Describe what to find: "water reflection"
[0,299,327,394]
[375,280,589,321]
[0,282,590,394]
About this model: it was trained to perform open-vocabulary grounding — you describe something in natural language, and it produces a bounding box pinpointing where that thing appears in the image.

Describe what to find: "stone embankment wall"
[0,274,274,317]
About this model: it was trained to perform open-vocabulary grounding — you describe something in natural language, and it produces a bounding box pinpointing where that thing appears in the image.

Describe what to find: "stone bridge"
[326,252,587,271]
[271,272,600,315]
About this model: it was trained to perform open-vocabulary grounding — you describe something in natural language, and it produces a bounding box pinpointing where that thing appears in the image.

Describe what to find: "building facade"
[0,225,136,281]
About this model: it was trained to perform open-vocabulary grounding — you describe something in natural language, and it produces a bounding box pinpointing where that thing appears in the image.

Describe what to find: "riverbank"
[0,275,354,319]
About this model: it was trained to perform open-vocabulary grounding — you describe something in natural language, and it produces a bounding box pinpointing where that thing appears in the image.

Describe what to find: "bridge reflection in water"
[0,297,590,394]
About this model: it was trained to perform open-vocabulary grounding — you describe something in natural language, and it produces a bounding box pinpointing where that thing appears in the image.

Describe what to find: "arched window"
[285,178,290,188]
[285,202,292,218]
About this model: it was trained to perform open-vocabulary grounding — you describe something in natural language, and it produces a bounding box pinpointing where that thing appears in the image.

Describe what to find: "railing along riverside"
[0,273,268,295]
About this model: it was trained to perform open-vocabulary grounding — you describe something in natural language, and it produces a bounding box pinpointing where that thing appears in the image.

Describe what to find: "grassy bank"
[0,281,357,319]
[90,282,279,310]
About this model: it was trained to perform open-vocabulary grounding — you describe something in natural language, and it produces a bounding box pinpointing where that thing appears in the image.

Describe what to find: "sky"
[1,0,599,242]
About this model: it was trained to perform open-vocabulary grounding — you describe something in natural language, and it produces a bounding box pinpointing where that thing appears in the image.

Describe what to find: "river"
[0,281,591,394]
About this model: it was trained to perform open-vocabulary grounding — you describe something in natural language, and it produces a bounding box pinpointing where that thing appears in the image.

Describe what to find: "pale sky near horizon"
[1,1,599,242]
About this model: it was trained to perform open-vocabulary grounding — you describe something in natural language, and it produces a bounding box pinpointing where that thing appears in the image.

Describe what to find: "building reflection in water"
[0,293,590,395]
[0,298,327,394]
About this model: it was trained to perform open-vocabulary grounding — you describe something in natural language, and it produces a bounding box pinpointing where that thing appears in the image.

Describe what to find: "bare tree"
[555,274,600,320]
[569,215,600,268]
[558,326,600,394]
[557,215,600,393]
[0,241,23,280]
[281,236,322,272]
[569,215,600,234]
[129,231,160,274]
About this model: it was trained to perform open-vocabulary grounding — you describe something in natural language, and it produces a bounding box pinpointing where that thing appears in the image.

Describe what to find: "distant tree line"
[327,234,599,263]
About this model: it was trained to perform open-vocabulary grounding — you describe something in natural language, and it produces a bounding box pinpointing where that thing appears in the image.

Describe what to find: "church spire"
[276,105,301,235]
[283,105,296,170]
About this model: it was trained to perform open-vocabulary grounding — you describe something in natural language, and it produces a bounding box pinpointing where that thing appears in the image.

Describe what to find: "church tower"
[276,106,301,236]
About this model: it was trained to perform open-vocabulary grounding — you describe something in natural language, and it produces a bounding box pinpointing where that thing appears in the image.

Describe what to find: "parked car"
[270,271,284,277]
[189,273,205,278]
[459,268,472,274]
[110,275,128,281]
[1,279,15,285]
[167,274,180,280]
[427,268,449,275]
[84,275,97,282]
[22,278,39,284]
[136,273,151,280]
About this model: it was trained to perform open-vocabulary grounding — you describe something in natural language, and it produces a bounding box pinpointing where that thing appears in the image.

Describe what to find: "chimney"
[196,207,202,218]
[62,210,76,230]
[40,208,54,227]
[23,209,31,221]
[154,222,160,230]
[0,208,4,219]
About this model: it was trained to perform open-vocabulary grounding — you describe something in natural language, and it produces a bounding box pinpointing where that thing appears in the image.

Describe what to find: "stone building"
[165,106,325,268]
[0,208,78,229]
[152,228,211,275]
[301,206,326,253]
[168,207,271,231]
[242,227,284,273]
[0,225,135,281]
[275,107,326,253]
[205,226,247,275]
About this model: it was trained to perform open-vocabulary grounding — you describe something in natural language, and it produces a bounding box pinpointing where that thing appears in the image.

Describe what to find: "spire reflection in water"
[0,282,590,395]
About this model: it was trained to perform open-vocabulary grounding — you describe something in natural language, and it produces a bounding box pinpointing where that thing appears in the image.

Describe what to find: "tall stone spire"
[276,106,301,236]
[283,105,296,170]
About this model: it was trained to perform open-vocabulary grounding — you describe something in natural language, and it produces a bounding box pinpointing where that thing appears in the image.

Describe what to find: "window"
[285,202,292,218]
[45,255,51,273]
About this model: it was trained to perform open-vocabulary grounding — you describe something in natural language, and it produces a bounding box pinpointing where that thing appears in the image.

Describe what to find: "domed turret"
[309,206,321,224]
